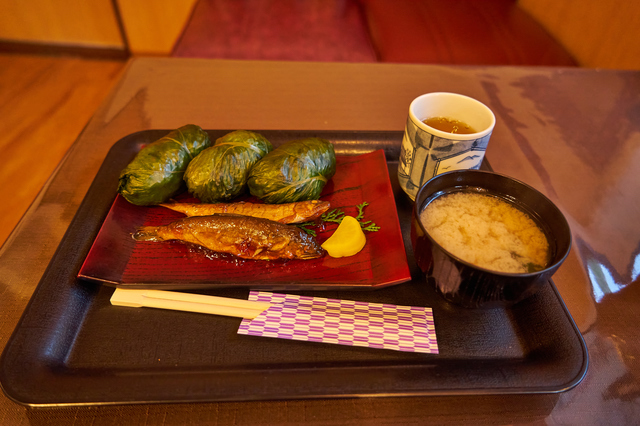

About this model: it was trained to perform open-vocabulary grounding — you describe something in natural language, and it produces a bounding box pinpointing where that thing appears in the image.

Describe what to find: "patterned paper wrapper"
[238,291,438,354]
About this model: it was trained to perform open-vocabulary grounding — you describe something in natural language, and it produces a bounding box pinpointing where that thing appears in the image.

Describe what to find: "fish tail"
[159,202,184,214]
[132,226,162,241]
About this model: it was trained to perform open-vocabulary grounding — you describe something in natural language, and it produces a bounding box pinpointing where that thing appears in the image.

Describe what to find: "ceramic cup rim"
[409,92,496,141]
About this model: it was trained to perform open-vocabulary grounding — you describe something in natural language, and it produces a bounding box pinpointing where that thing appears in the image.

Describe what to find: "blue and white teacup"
[398,92,496,200]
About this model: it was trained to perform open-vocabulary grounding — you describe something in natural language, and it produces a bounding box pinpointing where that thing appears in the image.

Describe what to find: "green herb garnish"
[321,208,346,224]
[355,202,381,232]
[297,201,380,236]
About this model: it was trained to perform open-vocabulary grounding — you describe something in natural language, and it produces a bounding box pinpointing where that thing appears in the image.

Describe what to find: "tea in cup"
[398,92,496,200]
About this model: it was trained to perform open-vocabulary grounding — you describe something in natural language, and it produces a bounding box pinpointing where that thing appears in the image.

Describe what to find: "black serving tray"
[0,130,588,406]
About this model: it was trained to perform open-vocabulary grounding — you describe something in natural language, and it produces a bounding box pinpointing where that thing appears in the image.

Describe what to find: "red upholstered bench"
[172,0,378,62]
[357,0,577,66]
[173,0,576,67]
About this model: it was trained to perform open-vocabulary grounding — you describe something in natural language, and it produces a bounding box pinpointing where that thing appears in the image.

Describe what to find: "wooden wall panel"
[117,0,199,55]
[0,0,124,48]
[519,0,640,70]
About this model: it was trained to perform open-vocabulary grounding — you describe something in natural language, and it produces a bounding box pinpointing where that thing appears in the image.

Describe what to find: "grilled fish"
[133,214,325,260]
[159,200,330,224]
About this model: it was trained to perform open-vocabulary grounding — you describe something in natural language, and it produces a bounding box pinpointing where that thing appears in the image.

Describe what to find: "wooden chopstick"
[110,288,272,319]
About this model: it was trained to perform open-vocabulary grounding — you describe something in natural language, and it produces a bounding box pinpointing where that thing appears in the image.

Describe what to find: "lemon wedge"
[321,215,366,258]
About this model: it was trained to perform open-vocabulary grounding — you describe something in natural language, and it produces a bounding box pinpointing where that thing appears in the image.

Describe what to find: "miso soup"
[419,191,550,273]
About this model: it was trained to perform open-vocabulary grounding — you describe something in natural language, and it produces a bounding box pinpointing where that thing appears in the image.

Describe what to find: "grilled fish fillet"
[133,214,325,260]
[159,200,330,224]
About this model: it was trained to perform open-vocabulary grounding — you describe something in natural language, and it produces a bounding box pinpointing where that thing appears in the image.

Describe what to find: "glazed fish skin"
[133,214,325,260]
[159,200,330,224]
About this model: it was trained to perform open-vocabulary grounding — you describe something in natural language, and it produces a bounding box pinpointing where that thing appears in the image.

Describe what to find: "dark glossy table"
[0,58,638,424]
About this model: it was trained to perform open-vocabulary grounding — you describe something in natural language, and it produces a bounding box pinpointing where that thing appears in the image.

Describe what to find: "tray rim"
[0,129,589,407]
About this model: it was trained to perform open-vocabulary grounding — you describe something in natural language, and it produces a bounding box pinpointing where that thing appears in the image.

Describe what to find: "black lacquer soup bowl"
[410,170,572,309]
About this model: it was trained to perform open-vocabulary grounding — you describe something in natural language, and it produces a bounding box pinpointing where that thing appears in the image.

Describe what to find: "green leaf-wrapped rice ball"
[184,130,273,202]
[118,124,211,206]
[247,137,336,204]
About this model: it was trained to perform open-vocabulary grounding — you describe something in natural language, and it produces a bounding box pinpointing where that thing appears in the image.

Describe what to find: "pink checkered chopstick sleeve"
[238,291,438,354]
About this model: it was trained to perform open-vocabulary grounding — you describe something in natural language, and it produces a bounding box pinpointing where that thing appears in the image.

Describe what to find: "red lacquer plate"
[78,150,411,290]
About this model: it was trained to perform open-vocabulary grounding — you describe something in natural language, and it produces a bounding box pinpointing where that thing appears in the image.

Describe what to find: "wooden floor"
[0,53,126,248]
